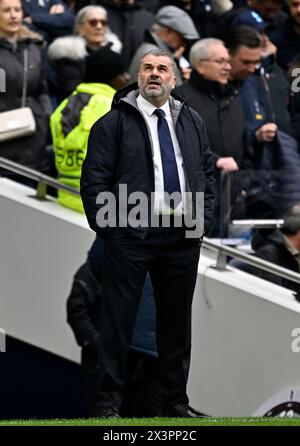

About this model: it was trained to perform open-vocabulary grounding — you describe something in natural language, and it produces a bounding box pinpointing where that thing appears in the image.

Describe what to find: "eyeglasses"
[200,58,231,66]
[86,18,108,27]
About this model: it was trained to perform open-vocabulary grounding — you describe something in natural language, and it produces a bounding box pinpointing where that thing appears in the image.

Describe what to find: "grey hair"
[282,205,300,235]
[189,38,226,68]
[75,5,107,33]
[139,49,177,75]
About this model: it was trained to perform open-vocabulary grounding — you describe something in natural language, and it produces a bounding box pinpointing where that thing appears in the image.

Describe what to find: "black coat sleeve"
[189,109,215,234]
[66,263,101,351]
[80,111,120,237]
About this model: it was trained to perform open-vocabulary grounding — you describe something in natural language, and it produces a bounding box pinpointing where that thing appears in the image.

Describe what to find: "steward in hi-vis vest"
[50,46,130,212]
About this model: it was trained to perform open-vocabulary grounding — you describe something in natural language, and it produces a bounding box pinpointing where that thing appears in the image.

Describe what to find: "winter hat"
[85,46,127,83]
[155,6,199,41]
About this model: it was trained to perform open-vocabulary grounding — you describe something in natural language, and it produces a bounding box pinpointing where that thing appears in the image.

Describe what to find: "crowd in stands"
[2,0,300,417]
[1,6,300,245]
[1,0,300,223]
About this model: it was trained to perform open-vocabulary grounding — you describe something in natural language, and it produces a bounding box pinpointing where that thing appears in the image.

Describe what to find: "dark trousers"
[82,349,161,418]
[96,226,201,411]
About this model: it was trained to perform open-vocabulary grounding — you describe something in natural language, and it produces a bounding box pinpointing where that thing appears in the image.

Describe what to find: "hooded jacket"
[80,82,215,239]
[0,26,52,169]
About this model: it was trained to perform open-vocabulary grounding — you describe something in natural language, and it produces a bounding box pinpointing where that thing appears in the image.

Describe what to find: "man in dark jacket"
[225,25,288,146]
[81,49,215,418]
[175,38,249,172]
[226,16,292,144]
[175,38,249,235]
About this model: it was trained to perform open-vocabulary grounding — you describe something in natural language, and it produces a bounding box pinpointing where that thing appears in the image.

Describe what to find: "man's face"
[196,44,231,85]
[247,0,282,21]
[229,45,262,81]
[289,0,300,26]
[138,55,176,105]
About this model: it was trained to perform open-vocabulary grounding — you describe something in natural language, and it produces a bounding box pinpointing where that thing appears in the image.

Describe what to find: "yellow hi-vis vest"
[50,83,116,212]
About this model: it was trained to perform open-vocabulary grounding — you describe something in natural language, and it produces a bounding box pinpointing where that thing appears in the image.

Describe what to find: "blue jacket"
[239,58,291,145]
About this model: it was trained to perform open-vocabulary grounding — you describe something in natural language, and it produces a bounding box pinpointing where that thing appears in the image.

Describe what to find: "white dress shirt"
[136,94,186,215]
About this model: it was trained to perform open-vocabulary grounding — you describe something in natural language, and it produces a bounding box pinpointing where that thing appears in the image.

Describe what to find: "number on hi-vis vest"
[291,328,300,353]
[0,328,6,352]
[56,148,85,167]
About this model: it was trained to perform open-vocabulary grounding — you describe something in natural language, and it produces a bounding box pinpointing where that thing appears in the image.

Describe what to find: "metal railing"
[0,157,79,200]
[203,238,300,285]
[1,157,299,286]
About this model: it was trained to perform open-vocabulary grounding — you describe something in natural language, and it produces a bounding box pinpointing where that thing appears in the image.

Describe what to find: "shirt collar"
[137,94,171,117]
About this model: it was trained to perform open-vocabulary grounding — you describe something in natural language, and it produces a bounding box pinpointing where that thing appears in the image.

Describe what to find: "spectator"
[175,38,248,174]
[226,26,279,145]
[0,0,52,171]
[232,204,300,302]
[157,0,222,37]
[230,9,277,57]
[48,5,122,102]
[67,237,161,417]
[268,0,300,71]
[129,6,199,84]
[227,16,292,142]
[50,46,129,212]
[76,0,155,67]
[175,38,250,236]
[226,26,300,221]
[22,0,74,43]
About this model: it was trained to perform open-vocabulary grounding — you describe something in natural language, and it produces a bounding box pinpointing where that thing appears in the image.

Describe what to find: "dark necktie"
[154,108,181,205]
